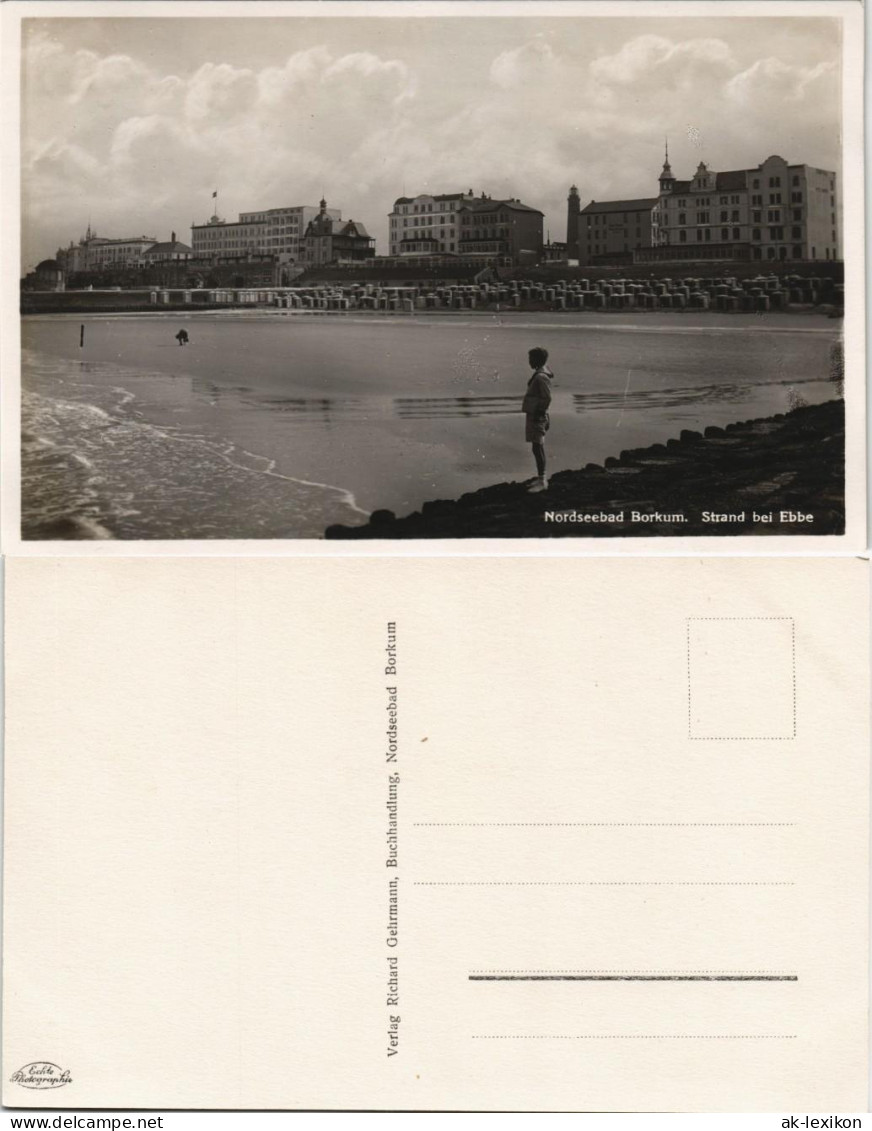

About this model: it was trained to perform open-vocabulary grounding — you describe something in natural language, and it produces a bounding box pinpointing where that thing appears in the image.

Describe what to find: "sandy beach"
[21,310,842,539]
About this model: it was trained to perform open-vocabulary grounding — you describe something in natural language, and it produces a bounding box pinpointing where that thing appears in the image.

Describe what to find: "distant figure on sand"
[175,329,189,346]
[522,346,553,492]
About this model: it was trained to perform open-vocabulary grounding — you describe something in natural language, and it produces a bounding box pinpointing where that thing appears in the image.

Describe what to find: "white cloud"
[726,57,837,106]
[19,23,842,268]
[490,36,556,89]
[590,34,735,87]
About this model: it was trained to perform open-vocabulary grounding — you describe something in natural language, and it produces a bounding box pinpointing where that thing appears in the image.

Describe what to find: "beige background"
[4,555,868,1111]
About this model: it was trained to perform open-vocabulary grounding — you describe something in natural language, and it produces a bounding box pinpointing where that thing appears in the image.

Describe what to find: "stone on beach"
[325,399,845,539]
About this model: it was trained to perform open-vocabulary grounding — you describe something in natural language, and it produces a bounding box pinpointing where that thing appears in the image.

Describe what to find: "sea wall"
[325,399,845,539]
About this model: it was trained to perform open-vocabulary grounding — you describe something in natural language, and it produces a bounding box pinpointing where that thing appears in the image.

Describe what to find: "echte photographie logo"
[9,1062,72,1089]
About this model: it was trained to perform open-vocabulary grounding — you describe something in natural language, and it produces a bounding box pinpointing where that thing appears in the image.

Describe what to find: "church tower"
[566,184,581,260]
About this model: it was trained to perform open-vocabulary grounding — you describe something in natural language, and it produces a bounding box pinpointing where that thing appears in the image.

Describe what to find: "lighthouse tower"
[566,184,581,261]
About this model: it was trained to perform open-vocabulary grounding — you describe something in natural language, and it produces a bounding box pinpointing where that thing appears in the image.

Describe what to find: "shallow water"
[21,311,841,539]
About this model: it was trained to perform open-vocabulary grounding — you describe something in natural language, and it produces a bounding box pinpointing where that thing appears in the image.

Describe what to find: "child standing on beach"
[522,346,553,492]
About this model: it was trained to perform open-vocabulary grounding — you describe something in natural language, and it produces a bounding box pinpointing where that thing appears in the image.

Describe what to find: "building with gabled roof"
[652,151,838,263]
[577,196,658,265]
[303,200,375,265]
[144,233,193,263]
[457,195,544,263]
[389,190,544,262]
[573,147,839,265]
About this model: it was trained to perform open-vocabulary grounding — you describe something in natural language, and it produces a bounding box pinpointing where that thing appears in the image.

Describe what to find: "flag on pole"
[212,190,218,199]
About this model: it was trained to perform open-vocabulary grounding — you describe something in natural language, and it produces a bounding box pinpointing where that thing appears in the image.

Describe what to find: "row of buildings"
[569,152,839,265]
[55,200,375,279]
[55,190,545,280]
[49,151,839,283]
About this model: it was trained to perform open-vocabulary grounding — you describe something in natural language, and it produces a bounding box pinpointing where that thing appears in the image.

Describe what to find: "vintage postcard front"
[0,0,865,553]
[4,555,868,1111]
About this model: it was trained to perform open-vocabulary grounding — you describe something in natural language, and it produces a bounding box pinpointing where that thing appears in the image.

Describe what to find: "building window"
[698,211,710,223]
[792,174,800,186]
[792,246,803,258]
[768,210,781,222]
[769,226,784,240]
[731,210,740,222]
[733,228,740,240]
[793,209,802,222]
[769,176,781,187]
[752,228,761,241]
[719,196,728,205]
[791,192,803,203]
[791,226,801,239]
[705,229,711,241]
[752,210,762,223]
[720,210,728,222]
[751,194,762,206]
[721,227,729,241]
[678,213,686,225]
[679,230,687,243]
[696,230,703,242]
[752,179,760,189]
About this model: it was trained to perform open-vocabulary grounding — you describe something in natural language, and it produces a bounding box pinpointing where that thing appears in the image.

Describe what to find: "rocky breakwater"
[325,399,845,539]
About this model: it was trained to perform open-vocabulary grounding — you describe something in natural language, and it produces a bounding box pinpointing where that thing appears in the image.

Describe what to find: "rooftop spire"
[658,136,676,195]
[661,136,672,175]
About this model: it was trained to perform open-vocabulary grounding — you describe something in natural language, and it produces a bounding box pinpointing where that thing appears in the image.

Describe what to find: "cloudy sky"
[21,12,841,268]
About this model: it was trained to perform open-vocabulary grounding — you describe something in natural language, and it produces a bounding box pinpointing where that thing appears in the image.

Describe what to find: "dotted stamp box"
[687,617,796,740]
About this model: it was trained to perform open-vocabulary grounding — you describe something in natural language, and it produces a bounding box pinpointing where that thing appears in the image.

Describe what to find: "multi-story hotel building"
[457,196,544,262]
[653,153,838,262]
[575,151,839,265]
[57,228,158,273]
[85,236,159,269]
[388,191,477,256]
[191,204,341,264]
[389,190,543,262]
[577,197,658,265]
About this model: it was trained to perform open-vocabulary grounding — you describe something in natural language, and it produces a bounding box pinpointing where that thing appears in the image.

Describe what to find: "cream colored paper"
[4,555,868,1111]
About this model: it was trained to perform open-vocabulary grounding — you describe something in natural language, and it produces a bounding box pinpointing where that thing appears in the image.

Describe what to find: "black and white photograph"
[3,3,870,1120]
[10,1,862,543]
